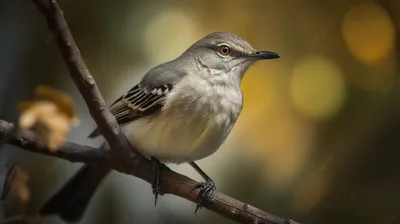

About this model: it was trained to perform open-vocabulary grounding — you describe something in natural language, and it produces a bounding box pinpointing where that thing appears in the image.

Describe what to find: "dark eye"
[219,45,231,55]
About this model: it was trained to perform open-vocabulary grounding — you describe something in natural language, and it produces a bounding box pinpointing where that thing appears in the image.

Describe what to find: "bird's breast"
[123,76,243,164]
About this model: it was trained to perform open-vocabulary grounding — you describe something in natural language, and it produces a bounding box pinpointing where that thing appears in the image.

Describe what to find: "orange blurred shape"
[18,86,79,151]
[342,1,395,65]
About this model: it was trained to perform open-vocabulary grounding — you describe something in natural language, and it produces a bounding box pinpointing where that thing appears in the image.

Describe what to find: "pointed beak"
[250,51,281,60]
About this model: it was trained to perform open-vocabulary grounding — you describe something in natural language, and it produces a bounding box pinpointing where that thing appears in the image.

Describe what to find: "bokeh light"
[240,69,278,116]
[342,1,397,92]
[237,68,313,188]
[3,0,400,223]
[290,54,346,120]
[144,8,202,64]
[342,1,395,65]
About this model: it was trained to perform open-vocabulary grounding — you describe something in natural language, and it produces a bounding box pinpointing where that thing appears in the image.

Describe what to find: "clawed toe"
[151,157,163,206]
[194,179,216,213]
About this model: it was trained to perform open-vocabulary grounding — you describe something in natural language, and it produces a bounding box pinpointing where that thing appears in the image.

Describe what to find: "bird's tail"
[39,165,110,223]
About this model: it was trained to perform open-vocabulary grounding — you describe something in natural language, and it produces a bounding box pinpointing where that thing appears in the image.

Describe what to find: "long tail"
[39,165,110,223]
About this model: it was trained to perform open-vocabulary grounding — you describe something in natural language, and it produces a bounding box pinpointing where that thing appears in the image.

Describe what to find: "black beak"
[251,51,281,60]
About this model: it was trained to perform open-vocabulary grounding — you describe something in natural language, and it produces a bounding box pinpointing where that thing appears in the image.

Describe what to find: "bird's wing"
[87,83,174,138]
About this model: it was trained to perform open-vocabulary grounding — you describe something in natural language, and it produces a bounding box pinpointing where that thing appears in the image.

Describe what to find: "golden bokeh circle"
[144,8,201,64]
[290,55,346,120]
[342,1,395,65]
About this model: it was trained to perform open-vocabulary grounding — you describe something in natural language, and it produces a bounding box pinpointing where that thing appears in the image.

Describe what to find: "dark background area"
[1,0,399,223]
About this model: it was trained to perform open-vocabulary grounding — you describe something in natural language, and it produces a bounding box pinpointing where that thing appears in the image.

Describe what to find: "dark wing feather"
[88,83,173,138]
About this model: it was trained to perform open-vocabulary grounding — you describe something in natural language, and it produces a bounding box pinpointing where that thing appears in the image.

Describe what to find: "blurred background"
[1,0,400,223]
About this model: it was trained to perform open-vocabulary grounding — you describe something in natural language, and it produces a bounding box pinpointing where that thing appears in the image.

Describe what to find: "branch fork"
[0,0,302,223]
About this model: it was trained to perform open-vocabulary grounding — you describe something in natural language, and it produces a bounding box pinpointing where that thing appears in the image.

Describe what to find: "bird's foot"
[151,157,164,206]
[194,179,216,213]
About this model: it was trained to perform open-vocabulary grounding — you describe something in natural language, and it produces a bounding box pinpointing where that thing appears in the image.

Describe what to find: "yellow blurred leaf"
[18,86,79,151]
[34,86,78,119]
[10,166,30,210]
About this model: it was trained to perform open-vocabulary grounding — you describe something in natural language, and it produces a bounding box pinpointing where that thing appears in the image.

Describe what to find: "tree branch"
[30,0,136,162]
[5,0,304,223]
[0,119,299,224]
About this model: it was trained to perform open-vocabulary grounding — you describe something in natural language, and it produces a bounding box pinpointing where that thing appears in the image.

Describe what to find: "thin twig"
[10,0,303,223]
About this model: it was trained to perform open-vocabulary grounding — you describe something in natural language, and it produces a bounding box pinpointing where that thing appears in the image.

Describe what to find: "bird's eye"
[218,45,231,55]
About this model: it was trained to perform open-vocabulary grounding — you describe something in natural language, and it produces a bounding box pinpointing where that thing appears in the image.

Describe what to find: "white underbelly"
[122,111,231,164]
[121,75,243,164]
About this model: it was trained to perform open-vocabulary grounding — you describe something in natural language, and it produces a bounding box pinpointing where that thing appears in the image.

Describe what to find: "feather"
[87,84,174,138]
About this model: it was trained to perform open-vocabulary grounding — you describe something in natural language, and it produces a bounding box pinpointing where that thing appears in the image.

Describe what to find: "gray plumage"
[90,32,280,163]
[40,32,280,222]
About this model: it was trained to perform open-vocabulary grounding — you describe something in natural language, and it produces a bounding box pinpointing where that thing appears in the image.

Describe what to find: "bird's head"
[181,32,280,82]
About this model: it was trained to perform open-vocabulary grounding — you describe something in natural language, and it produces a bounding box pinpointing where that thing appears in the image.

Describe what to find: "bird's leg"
[151,157,165,206]
[189,161,216,213]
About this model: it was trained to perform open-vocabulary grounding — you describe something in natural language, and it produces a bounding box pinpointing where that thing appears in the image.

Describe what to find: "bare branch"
[0,119,299,224]
[30,0,136,161]
[5,0,304,223]
[0,120,109,166]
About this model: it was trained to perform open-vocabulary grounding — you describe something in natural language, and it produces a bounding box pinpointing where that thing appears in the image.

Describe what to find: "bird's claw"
[152,180,160,207]
[151,157,162,206]
[194,179,216,213]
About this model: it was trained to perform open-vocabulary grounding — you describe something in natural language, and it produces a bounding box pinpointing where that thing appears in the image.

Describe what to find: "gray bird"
[40,32,280,222]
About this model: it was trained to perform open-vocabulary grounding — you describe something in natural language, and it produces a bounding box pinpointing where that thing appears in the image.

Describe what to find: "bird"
[39,32,281,222]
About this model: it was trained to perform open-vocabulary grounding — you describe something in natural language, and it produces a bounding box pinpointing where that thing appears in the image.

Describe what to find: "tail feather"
[40,165,110,222]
